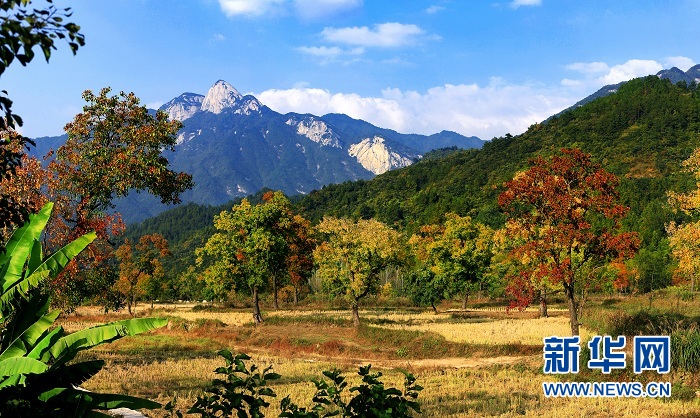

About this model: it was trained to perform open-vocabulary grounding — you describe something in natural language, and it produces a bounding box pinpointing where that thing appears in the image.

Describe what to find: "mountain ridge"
[30,80,483,223]
[554,64,700,118]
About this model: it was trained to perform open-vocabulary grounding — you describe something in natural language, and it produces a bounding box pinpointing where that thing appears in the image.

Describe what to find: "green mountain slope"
[297,76,700,238]
[126,76,700,290]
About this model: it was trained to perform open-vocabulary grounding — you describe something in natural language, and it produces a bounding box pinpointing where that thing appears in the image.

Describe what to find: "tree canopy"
[0,0,85,247]
[498,148,639,335]
[314,217,405,326]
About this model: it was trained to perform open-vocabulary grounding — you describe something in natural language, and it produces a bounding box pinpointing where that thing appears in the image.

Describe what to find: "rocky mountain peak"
[348,136,415,175]
[160,92,204,122]
[201,80,243,114]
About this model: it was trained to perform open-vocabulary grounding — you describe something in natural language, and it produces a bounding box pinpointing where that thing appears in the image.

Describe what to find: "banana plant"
[0,202,167,417]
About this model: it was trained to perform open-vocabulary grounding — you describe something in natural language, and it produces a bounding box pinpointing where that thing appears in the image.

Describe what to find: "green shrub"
[671,328,700,373]
[180,350,422,418]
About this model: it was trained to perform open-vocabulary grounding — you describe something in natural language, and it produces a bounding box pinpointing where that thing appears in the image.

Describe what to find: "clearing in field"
[62,297,700,417]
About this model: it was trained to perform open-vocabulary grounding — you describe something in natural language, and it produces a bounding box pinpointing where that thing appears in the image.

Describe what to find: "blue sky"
[5,0,700,140]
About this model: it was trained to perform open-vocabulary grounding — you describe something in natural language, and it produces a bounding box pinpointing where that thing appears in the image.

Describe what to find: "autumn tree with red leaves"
[0,88,193,310]
[286,214,315,305]
[498,148,639,336]
[115,233,171,314]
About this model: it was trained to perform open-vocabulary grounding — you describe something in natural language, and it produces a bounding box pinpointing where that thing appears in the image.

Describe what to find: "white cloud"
[217,0,361,19]
[259,56,693,140]
[663,56,696,71]
[258,80,574,140]
[293,0,362,20]
[296,45,364,58]
[218,0,285,17]
[425,5,445,14]
[602,60,663,84]
[211,33,226,42]
[321,22,426,48]
[510,0,542,8]
[564,59,663,88]
[296,46,343,58]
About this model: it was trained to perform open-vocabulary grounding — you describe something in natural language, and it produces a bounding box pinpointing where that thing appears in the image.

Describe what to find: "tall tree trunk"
[272,278,279,310]
[352,302,360,327]
[539,289,548,318]
[252,286,263,324]
[293,284,299,305]
[431,301,438,314]
[565,285,579,336]
[462,292,469,310]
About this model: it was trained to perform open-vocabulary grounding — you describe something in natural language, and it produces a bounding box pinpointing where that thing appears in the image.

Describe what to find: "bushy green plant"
[281,365,422,418]
[184,350,422,418]
[0,202,166,416]
[188,350,281,418]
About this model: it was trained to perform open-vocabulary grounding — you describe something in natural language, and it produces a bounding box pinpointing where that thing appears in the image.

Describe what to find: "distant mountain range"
[128,75,700,289]
[32,80,483,223]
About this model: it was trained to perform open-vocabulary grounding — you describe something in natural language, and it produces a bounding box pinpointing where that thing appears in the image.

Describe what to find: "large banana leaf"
[28,239,42,275]
[0,231,95,319]
[0,309,60,362]
[0,202,53,290]
[38,387,161,413]
[27,326,64,362]
[0,357,48,380]
[1,292,51,352]
[49,317,168,367]
[29,230,97,279]
[0,270,49,320]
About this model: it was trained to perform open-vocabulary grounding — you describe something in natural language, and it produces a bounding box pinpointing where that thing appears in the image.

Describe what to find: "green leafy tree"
[197,192,305,323]
[56,87,193,216]
[410,214,494,310]
[0,202,166,416]
[314,217,405,326]
[42,87,192,309]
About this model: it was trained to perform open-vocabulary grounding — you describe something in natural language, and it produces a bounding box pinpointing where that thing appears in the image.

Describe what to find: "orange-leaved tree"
[115,233,171,314]
[498,148,639,336]
[0,88,192,310]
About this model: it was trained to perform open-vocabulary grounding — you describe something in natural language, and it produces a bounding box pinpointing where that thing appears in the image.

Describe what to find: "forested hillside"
[298,76,699,230]
[127,76,700,290]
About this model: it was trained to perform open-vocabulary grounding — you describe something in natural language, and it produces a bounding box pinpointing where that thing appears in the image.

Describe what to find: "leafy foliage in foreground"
[170,349,422,418]
[0,202,166,416]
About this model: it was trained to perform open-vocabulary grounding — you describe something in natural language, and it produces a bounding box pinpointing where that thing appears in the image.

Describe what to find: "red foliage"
[498,148,639,334]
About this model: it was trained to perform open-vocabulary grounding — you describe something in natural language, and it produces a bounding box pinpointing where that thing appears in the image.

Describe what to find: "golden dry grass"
[61,305,700,417]
[82,353,699,418]
[377,316,593,346]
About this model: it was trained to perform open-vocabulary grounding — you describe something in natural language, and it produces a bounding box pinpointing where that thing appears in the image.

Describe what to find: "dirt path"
[369,354,541,370]
[239,344,541,371]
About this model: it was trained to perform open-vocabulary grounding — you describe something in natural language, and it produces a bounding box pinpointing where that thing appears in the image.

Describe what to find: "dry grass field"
[61,298,700,417]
